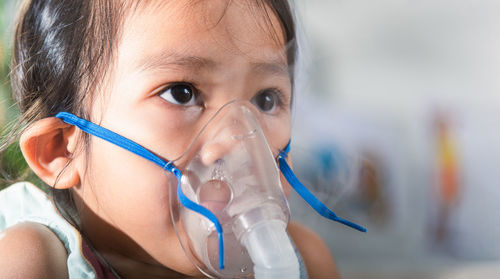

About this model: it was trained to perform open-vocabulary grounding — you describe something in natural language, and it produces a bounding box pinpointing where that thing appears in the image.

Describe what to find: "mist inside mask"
[169,101,298,278]
[55,100,365,279]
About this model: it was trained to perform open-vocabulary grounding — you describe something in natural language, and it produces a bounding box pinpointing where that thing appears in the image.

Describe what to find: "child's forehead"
[119,0,287,63]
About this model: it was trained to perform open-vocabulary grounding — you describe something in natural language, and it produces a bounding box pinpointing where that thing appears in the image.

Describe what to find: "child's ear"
[20,117,80,189]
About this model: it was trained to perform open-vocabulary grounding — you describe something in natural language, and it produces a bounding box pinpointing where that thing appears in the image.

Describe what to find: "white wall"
[290,1,500,277]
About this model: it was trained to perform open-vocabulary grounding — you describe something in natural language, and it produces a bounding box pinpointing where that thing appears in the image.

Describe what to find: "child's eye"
[251,89,282,113]
[159,83,199,106]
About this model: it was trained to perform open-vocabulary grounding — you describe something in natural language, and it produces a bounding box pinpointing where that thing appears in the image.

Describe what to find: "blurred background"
[288,0,500,278]
[1,0,500,278]
[0,0,31,190]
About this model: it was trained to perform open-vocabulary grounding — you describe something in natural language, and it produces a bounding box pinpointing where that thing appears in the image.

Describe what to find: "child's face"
[73,1,291,276]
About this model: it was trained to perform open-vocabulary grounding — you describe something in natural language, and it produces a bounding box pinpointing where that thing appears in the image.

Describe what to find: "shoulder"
[288,221,340,279]
[0,222,69,279]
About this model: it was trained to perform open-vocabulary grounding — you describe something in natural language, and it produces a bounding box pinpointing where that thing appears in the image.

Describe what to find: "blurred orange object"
[434,114,461,242]
[437,118,460,206]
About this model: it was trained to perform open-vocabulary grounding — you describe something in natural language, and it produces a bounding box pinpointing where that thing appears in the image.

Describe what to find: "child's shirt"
[0,182,309,279]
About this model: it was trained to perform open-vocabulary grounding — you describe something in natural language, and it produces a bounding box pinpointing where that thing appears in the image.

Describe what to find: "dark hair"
[4,0,296,225]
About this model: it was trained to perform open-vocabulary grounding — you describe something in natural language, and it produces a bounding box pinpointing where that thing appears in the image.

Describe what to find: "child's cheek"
[88,138,173,231]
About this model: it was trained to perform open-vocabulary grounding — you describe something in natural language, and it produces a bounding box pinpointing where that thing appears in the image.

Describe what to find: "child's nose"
[196,102,262,166]
[199,116,257,166]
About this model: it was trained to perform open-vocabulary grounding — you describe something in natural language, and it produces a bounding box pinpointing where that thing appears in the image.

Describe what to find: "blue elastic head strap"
[278,141,367,233]
[56,112,366,270]
[56,112,225,269]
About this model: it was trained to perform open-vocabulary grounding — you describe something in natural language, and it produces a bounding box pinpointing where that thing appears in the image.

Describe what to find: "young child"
[0,0,358,278]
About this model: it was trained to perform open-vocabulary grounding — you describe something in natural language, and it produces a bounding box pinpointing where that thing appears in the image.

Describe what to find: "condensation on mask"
[55,100,366,279]
[168,101,299,278]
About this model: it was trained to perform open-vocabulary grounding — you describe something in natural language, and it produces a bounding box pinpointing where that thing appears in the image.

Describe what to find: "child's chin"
[176,264,205,278]
[165,251,206,277]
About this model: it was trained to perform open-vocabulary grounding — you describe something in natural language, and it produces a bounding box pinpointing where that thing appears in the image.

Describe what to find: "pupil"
[172,85,192,104]
[256,92,275,111]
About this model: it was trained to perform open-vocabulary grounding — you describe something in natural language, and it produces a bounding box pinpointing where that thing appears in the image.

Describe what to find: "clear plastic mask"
[56,100,365,279]
[168,101,291,278]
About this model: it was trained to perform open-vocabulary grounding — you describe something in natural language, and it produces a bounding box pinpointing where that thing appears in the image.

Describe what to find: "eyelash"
[265,88,288,107]
[156,81,201,104]
[156,82,289,112]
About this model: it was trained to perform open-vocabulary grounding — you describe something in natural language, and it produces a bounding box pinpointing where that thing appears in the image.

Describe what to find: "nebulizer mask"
[56,101,365,279]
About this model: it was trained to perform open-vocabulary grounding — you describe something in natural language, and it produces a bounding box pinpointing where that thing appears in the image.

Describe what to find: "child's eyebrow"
[134,52,217,73]
[251,60,289,77]
[134,52,289,77]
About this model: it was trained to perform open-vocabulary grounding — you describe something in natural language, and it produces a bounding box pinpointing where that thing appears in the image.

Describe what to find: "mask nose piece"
[199,112,258,166]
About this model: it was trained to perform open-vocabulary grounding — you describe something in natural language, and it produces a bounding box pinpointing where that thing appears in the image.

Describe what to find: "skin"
[0,1,338,278]
[0,222,69,279]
